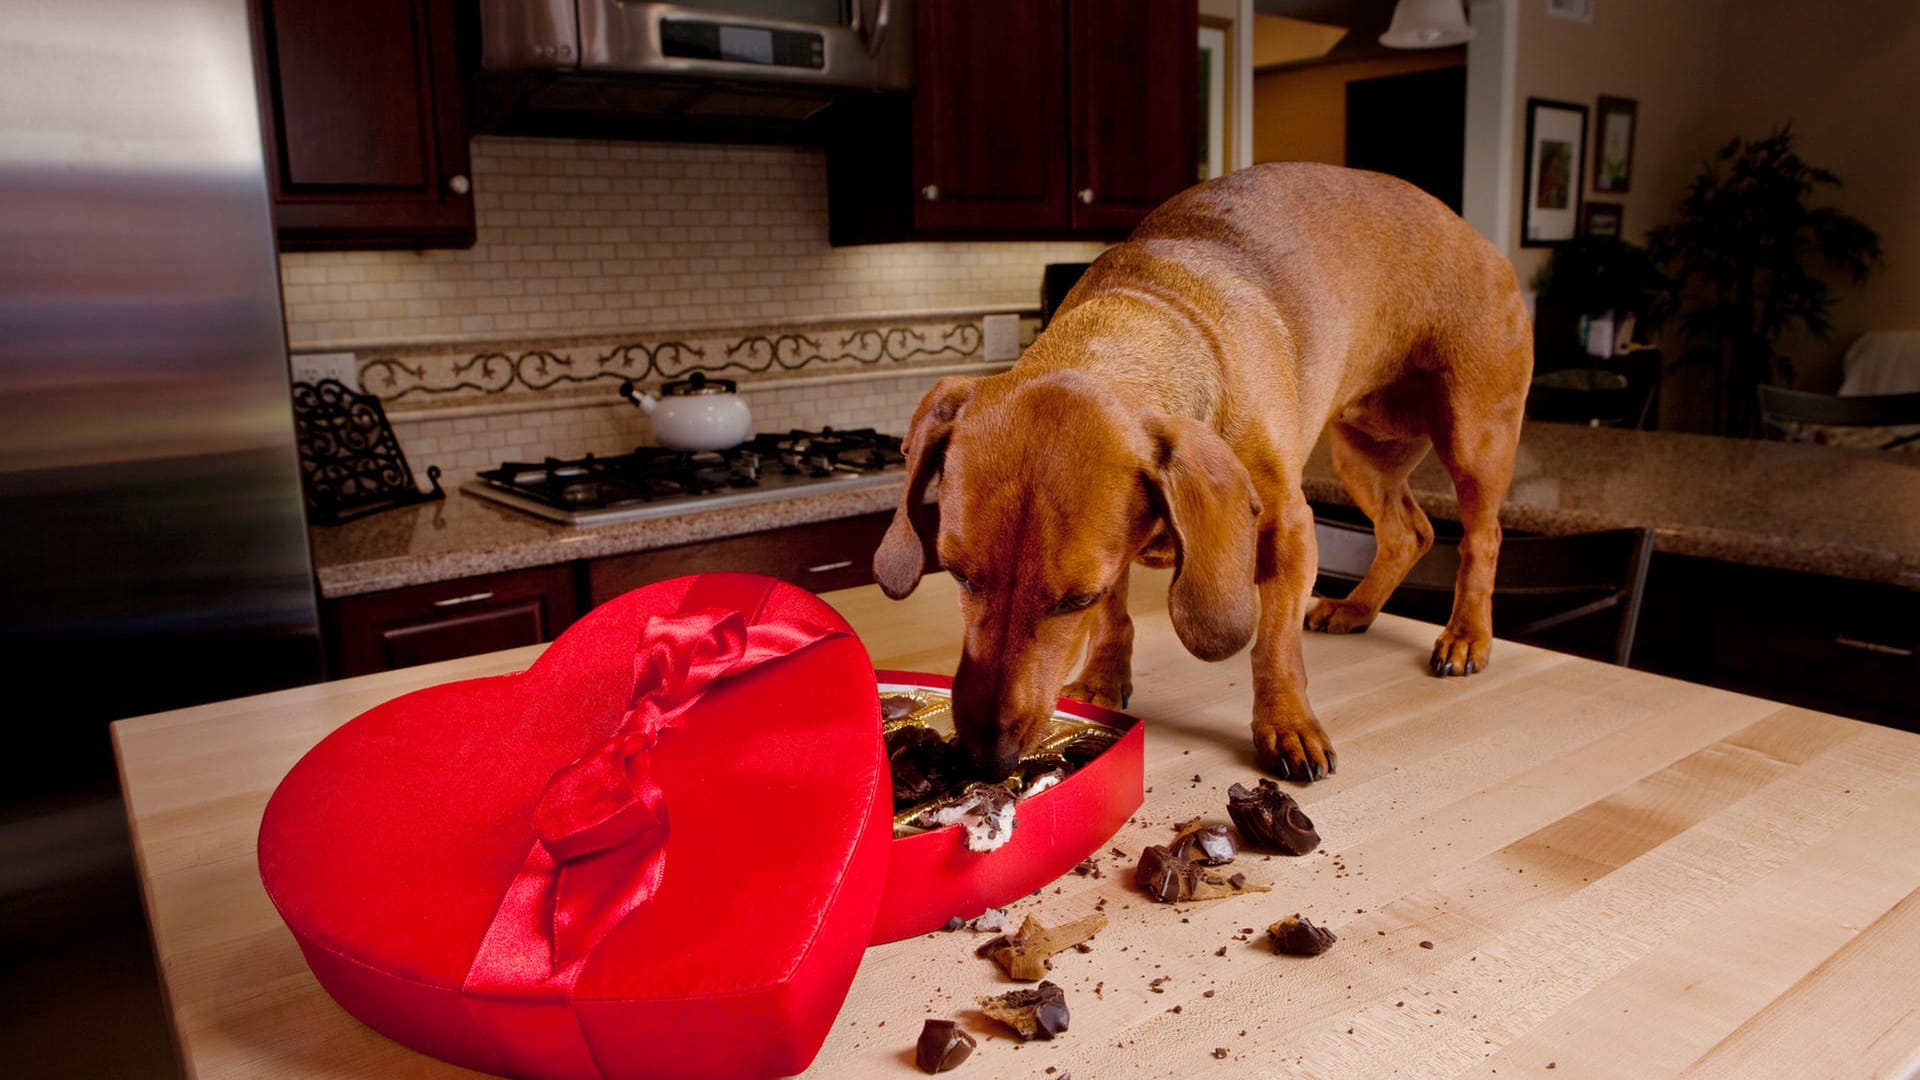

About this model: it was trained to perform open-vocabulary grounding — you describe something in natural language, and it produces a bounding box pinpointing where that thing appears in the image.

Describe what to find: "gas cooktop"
[460,428,908,526]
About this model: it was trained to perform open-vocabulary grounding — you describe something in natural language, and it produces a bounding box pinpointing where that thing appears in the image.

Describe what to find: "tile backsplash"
[280,136,1106,352]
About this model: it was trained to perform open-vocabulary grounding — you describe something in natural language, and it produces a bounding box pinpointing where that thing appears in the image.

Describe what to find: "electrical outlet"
[982,314,1021,362]
[291,351,359,390]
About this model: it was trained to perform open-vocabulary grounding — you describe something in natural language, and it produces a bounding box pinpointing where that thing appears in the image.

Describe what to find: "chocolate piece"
[915,1018,976,1073]
[1266,914,1338,957]
[881,693,922,722]
[1212,1048,1230,1059]
[943,916,965,932]
[1134,845,1272,903]
[1169,822,1238,866]
[977,981,1070,1041]
[1227,779,1321,855]
[909,784,1019,852]
[888,725,953,809]
[987,914,1108,981]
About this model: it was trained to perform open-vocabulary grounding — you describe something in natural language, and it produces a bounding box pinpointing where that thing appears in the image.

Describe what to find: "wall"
[280,137,1107,478]
[1507,0,1725,291]
[282,138,1104,352]
[1253,50,1465,166]
[1712,0,1920,389]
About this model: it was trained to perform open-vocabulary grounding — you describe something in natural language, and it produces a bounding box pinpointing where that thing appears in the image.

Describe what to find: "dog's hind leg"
[1427,372,1526,677]
[1304,423,1435,634]
[1062,565,1134,709]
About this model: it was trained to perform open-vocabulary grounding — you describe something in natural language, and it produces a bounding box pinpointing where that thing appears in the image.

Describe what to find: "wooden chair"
[1757,385,1920,451]
[1313,518,1656,666]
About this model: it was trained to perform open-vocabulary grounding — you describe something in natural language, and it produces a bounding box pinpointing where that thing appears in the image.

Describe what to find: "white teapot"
[619,373,752,451]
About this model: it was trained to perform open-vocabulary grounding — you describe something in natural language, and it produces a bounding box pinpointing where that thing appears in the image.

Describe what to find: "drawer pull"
[1834,635,1915,658]
[805,560,854,574]
[429,591,495,608]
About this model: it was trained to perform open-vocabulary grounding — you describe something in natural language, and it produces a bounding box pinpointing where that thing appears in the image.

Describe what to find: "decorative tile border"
[354,318,986,410]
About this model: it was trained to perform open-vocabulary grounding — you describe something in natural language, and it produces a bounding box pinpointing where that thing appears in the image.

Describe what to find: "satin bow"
[528,603,846,969]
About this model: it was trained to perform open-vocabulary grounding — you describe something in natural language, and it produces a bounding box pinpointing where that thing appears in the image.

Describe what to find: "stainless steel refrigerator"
[0,0,324,799]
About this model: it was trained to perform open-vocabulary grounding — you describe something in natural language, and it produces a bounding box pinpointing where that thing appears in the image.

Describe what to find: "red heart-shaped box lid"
[259,574,889,1080]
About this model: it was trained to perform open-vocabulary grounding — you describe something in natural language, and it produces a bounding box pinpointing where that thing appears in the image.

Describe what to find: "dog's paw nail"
[1464,660,1477,675]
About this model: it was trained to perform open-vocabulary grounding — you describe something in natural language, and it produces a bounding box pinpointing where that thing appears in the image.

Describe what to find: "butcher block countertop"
[311,423,1920,598]
[116,569,1920,1078]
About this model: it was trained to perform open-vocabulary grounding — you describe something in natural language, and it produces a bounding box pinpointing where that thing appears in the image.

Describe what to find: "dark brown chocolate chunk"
[1227,779,1321,855]
[915,1018,976,1073]
[943,916,966,932]
[881,693,922,722]
[1267,914,1338,957]
[1134,845,1271,903]
[1419,940,1434,950]
[977,981,1070,1041]
[887,725,953,809]
[1212,1048,1230,1059]
[1169,822,1238,866]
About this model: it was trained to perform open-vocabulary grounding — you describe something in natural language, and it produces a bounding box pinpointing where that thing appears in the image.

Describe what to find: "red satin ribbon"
[459,575,848,1079]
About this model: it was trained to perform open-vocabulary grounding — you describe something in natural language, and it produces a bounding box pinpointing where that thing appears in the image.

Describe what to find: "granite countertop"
[1303,422,1920,589]
[311,423,1920,598]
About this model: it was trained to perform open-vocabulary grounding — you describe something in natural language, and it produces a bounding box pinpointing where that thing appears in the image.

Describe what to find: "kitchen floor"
[0,785,180,1079]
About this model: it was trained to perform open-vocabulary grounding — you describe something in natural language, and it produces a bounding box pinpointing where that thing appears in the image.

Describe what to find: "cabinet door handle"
[1834,634,1915,658]
[429,590,495,608]
[921,184,940,202]
[1077,187,1096,205]
[805,560,854,574]
[447,174,471,196]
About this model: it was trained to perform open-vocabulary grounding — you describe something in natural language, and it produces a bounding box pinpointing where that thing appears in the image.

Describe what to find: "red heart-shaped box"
[259,574,1145,1079]
[259,574,890,1080]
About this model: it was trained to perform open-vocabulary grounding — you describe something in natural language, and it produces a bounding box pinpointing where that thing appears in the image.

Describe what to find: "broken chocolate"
[908,784,1019,852]
[986,914,1108,980]
[1134,845,1272,903]
[977,981,1070,1041]
[1227,779,1321,855]
[915,1018,976,1073]
[887,725,953,809]
[1169,821,1238,866]
[881,693,923,722]
[1266,914,1338,957]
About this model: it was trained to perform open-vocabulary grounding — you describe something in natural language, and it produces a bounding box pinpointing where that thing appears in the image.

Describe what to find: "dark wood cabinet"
[324,564,577,677]
[323,507,940,676]
[827,0,1197,244]
[586,508,940,607]
[1067,0,1198,233]
[249,0,475,251]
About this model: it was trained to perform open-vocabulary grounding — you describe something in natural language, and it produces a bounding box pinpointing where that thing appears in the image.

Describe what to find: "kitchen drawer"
[586,508,939,608]
[324,564,579,677]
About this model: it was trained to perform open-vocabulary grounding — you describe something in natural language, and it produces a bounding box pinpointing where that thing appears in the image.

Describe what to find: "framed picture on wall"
[1583,201,1623,238]
[1522,98,1588,247]
[1594,95,1638,193]
[1197,17,1233,181]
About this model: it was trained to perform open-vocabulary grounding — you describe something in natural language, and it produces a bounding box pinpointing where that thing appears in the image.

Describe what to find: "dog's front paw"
[1253,719,1337,783]
[1429,622,1492,677]
[1304,597,1376,634]
[1062,675,1132,711]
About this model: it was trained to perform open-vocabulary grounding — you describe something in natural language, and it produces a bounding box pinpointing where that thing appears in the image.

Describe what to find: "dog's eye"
[1051,592,1100,615]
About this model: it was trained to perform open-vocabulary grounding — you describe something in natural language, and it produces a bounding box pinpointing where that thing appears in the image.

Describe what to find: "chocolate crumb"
[944,917,965,932]
[1419,940,1434,950]
[1212,1048,1229,1059]
[1214,947,1227,957]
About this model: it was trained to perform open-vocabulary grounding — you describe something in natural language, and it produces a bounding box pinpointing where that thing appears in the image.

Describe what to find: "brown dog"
[872,163,1531,782]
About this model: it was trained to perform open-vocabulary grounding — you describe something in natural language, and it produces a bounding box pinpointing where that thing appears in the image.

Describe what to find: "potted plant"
[1647,126,1882,436]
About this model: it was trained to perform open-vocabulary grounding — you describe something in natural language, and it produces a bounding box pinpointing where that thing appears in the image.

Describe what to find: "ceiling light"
[1379,0,1476,48]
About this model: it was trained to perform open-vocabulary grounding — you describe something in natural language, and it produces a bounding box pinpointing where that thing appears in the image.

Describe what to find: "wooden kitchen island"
[115,569,1920,1078]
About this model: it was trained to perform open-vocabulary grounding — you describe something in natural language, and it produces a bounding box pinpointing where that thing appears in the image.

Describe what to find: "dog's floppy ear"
[1145,416,1262,661]
[874,376,976,599]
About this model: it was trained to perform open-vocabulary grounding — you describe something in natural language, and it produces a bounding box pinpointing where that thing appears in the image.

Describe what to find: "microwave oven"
[479,0,910,92]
